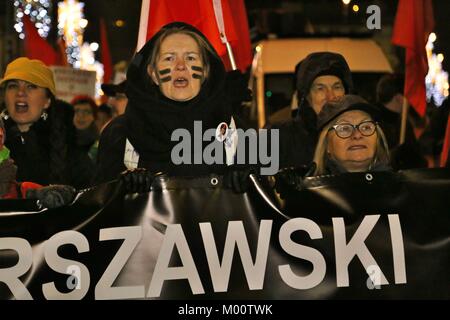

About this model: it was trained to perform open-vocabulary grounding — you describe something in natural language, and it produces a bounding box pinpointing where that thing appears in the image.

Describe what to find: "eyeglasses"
[329,120,377,139]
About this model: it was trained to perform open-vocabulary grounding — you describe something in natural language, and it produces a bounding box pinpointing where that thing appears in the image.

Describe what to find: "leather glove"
[26,185,77,209]
[274,163,316,198]
[223,165,258,193]
[120,168,161,194]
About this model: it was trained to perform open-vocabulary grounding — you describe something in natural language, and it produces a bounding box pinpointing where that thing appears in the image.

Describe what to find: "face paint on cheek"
[159,76,172,83]
[158,68,172,83]
[191,65,204,80]
[159,68,171,75]
[191,66,203,72]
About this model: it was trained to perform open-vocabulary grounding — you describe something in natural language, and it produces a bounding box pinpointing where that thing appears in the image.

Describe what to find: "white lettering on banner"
[95,227,145,300]
[0,215,407,299]
[333,215,389,287]
[388,214,407,284]
[278,218,326,290]
[42,231,91,300]
[147,224,205,297]
[200,220,272,292]
[0,238,33,300]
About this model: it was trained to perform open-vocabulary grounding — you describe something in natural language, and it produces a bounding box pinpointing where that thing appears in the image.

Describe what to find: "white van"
[247,37,393,128]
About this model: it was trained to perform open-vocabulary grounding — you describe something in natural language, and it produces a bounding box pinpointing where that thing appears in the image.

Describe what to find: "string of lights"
[426,33,449,107]
[13,0,52,39]
[57,0,87,67]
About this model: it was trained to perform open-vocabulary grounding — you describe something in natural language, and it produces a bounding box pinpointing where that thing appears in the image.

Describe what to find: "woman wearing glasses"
[312,94,390,175]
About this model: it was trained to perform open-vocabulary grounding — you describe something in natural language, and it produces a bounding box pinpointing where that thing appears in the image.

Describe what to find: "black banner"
[1,168,449,300]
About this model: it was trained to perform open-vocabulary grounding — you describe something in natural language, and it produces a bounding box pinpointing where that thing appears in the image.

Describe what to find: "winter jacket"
[320,158,392,176]
[269,52,354,169]
[3,99,95,189]
[95,22,238,184]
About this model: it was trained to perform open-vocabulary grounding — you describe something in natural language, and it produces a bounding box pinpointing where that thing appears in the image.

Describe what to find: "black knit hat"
[317,94,380,130]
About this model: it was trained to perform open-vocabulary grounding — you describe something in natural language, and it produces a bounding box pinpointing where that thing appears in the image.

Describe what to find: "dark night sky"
[79,0,450,74]
[1,1,448,73]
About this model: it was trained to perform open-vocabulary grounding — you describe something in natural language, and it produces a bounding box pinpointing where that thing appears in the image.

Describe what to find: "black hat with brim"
[317,94,381,130]
[101,80,127,97]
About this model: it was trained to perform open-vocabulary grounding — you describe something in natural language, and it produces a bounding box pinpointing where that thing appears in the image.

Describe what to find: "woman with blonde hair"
[312,94,390,175]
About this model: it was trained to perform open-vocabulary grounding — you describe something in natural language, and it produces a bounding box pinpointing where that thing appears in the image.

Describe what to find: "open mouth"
[15,102,29,113]
[348,145,367,151]
[173,77,189,88]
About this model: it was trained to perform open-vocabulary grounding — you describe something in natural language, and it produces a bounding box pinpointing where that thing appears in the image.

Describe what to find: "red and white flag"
[137,0,252,71]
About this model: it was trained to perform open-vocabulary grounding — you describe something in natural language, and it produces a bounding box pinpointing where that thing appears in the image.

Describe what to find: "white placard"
[50,66,96,103]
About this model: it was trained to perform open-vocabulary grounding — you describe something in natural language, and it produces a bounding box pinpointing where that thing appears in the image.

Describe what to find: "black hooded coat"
[95,22,235,184]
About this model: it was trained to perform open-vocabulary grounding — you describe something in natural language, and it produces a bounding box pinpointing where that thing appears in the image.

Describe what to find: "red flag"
[22,15,58,66]
[137,0,252,71]
[100,18,113,83]
[392,0,434,117]
[440,115,450,167]
[55,37,69,66]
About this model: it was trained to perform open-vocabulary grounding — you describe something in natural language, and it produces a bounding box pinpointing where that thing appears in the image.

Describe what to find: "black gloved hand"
[223,165,258,193]
[274,164,316,198]
[26,185,77,209]
[120,168,160,194]
[225,70,252,107]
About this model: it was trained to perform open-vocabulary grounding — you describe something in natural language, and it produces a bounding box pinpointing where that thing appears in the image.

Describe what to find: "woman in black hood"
[95,22,237,186]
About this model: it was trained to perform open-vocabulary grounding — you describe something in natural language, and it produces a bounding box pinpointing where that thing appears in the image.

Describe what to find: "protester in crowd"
[101,79,128,118]
[96,22,249,192]
[71,95,99,162]
[0,57,94,188]
[0,117,76,208]
[375,74,427,170]
[270,52,354,169]
[96,103,113,133]
[272,94,391,198]
[312,94,390,175]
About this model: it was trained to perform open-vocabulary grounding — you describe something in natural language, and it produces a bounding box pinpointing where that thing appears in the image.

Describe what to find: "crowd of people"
[0,22,449,207]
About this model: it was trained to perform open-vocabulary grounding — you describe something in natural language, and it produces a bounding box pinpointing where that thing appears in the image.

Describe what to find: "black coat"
[95,22,236,184]
[3,99,95,189]
[269,105,318,168]
[268,52,354,169]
